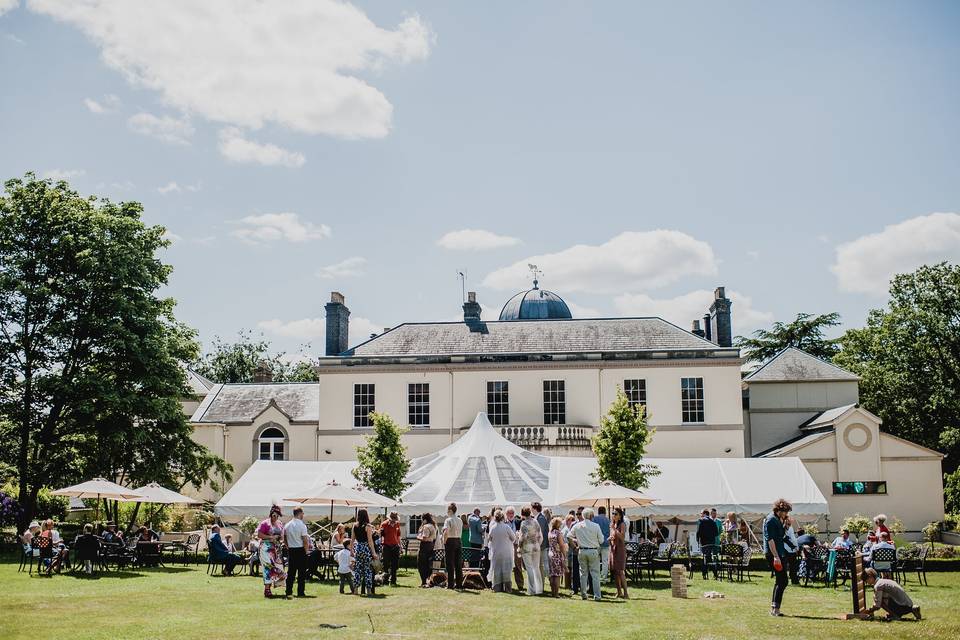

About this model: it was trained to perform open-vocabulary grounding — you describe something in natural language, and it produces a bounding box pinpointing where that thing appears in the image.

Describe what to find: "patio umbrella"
[565,482,655,543]
[123,482,204,505]
[52,478,144,520]
[286,480,396,522]
[52,478,144,500]
[564,480,655,513]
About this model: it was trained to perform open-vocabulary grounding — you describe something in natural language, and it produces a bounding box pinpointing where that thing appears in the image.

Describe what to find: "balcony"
[498,424,594,456]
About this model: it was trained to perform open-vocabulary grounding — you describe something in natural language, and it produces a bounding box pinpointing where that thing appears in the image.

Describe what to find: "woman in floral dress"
[257,505,287,598]
[547,516,567,597]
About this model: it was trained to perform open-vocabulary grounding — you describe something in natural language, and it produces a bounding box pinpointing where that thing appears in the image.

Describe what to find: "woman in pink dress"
[257,505,287,598]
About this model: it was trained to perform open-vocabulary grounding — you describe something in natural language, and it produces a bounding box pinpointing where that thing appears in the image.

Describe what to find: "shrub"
[944,513,960,533]
[841,513,873,540]
[803,523,819,536]
[238,516,260,536]
[922,521,940,547]
[888,517,905,535]
[192,510,216,530]
[0,490,22,527]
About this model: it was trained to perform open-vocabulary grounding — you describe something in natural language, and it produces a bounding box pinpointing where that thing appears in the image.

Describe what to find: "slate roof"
[756,430,834,458]
[184,367,216,396]
[342,317,727,358]
[800,403,858,430]
[191,383,319,424]
[743,347,858,383]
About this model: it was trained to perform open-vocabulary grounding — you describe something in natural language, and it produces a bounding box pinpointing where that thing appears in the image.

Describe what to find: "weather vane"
[528,263,542,289]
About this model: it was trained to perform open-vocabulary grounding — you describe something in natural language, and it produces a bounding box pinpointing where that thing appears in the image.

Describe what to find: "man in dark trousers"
[283,507,309,597]
[697,509,719,579]
[442,502,464,589]
[379,511,402,586]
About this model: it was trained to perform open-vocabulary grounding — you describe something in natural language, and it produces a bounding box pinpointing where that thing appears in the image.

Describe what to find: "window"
[408,383,430,428]
[543,380,566,425]
[258,427,285,460]
[407,514,422,537]
[487,381,509,426]
[624,379,646,411]
[681,377,704,423]
[354,383,375,428]
[833,481,887,495]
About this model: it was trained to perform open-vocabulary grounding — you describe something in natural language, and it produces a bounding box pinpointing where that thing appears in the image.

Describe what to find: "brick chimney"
[253,360,273,383]
[709,286,733,347]
[691,319,705,338]
[463,291,481,323]
[702,314,712,342]
[325,291,350,356]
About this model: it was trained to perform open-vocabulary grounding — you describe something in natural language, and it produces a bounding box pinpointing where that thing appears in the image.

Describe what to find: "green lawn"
[4,560,959,639]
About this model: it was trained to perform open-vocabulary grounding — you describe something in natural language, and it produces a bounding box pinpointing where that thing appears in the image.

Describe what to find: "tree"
[0,173,230,530]
[736,312,841,365]
[352,412,410,499]
[193,330,317,382]
[834,262,960,486]
[946,469,960,515]
[591,388,659,490]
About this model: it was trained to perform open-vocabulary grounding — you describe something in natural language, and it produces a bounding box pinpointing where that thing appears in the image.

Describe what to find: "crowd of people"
[22,503,925,621]
[20,519,161,575]
[412,501,634,600]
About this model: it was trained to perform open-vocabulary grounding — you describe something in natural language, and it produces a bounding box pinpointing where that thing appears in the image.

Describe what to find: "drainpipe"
[449,370,455,442]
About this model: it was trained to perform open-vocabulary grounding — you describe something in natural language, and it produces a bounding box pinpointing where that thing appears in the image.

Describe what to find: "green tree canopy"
[0,173,230,529]
[352,412,410,499]
[193,330,317,382]
[834,262,960,481]
[591,388,659,490]
[736,312,841,365]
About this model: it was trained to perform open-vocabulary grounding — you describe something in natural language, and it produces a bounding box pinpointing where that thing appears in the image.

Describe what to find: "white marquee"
[215,413,828,519]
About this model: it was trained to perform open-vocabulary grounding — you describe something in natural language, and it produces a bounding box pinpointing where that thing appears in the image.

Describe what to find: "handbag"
[372,557,383,573]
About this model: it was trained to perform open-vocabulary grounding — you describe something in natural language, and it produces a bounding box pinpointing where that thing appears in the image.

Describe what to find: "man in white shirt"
[572,508,604,601]
[831,528,854,550]
[442,502,464,589]
[283,507,310,598]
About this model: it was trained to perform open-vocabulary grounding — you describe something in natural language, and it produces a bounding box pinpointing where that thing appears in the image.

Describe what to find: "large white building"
[186,283,944,533]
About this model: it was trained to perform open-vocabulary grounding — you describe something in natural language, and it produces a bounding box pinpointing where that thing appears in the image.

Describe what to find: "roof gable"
[191,383,319,424]
[744,347,858,383]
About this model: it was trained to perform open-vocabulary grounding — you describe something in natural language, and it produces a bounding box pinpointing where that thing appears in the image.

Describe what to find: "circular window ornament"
[842,423,872,452]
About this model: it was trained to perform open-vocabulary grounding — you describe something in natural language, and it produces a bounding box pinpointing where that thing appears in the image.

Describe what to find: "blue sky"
[1,1,958,356]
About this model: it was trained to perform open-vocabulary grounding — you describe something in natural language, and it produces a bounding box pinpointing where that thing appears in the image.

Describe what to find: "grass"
[3,560,960,639]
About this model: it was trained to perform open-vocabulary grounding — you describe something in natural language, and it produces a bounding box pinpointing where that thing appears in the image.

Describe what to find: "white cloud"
[4,32,25,44]
[41,168,84,180]
[437,229,521,251]
[127,112,194,145]
[613,289,774,334]
[566,301,603,318]
[259,314,381,347]
[317,256,366,280]
[831,212,960,294]
[156,180,200,195]
[28,0,432,141]
[218,127,305,168]
[83,93,120,114]
[482,230,718,294]
[0,0,18,17]
[231,212,331,245]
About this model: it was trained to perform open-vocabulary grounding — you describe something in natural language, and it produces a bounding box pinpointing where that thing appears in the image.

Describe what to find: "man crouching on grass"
[862,569,921,621]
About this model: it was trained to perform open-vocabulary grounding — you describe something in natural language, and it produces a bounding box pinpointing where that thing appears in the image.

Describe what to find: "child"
[334,538,355,594]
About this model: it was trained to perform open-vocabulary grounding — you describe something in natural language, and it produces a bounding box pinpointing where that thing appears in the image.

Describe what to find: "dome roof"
[499,281,572,321]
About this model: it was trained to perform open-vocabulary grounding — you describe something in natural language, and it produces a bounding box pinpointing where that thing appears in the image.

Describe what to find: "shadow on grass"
[64,570,146,580]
